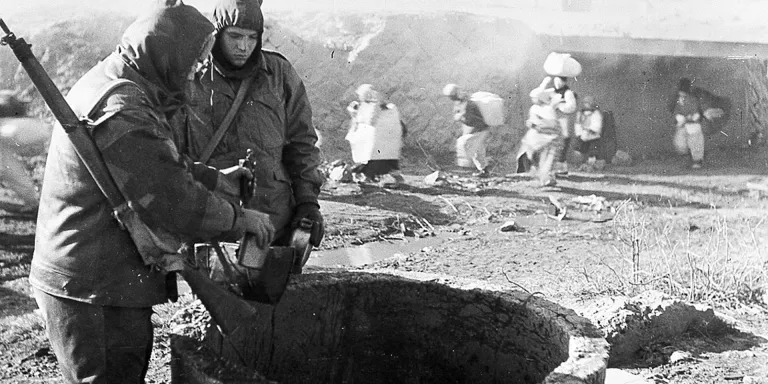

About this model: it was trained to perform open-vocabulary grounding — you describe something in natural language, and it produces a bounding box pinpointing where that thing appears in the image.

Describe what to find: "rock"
[668,350,693,364]
[499,220,521,232]
[604,368,651,384]
[594,159,607,170]
[612,150,633,166]
[328,164,352,182]
[424,171,446,185]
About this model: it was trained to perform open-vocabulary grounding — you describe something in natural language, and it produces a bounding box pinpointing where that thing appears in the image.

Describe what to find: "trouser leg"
[555,136,571,163]
[455,135,472,167]
[33,288,154,384]
[538,144,557,185]
[685,123,705,161]
[673,125,689,155]
[470,131,490,171]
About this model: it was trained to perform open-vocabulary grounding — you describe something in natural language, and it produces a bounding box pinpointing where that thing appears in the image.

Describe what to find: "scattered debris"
[605,368,652,384]
[577,158,608,173]
[326,160,353,182]
[579,290,725,366]
[669,350,694,365]
[499,220,523,232]
[20,347,51,364]
[423,170,446,185]
[612,150,633,166]
[572,194,607,212]
[547,195,567,221]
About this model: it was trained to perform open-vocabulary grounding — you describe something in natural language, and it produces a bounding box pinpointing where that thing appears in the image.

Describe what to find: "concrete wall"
[566,53,748,159]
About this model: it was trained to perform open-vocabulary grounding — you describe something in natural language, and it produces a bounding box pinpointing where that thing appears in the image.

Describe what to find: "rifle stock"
[0,18,257,335]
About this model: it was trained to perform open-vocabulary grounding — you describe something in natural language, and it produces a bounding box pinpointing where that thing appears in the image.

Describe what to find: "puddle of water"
[307,236,445,267]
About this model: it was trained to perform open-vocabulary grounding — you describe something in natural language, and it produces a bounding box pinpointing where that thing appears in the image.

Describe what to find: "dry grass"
[601,200,768,307]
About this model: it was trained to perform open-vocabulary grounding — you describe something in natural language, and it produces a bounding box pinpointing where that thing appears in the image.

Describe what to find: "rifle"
[0,18,256,336]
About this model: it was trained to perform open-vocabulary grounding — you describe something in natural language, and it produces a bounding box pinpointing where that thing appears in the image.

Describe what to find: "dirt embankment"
[4,10,759,173]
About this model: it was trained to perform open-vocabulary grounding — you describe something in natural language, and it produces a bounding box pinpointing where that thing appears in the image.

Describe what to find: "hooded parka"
[30,3,245,307]
[185,0,324,238]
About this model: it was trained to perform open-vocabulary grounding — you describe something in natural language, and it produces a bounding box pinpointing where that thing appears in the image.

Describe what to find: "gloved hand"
[291,203,324,247]
[242,209,274,249]
[215,165,253,204]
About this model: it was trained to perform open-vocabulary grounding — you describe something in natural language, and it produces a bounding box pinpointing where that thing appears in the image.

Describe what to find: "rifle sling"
[198,76,254,164]
[76,79,142,211]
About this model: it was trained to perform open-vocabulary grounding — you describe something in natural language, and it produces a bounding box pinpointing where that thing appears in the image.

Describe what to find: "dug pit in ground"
[171,270,609,384]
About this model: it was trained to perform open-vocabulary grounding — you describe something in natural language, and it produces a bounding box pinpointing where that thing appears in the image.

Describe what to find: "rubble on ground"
[612,150,633,166]
[578,290,726,366]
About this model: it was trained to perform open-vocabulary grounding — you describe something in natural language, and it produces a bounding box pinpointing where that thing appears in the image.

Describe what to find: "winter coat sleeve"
[93,91,243,241]
[182,155,219,191]
[282,64,324,207]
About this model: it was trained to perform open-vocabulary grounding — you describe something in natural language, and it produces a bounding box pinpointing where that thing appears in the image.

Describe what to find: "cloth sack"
[346,103,402,163]
[544,52,582,77]
[470,91,505,126]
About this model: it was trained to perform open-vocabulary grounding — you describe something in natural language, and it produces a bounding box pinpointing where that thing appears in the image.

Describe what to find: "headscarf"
[581,95,597,111]
[117,1,214,109]
[210,0,265,79]
[442,83,465,101]
[356,84,380,103]
[354,84,384,125]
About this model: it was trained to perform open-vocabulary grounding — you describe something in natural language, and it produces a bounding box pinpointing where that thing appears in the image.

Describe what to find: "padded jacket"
[30,4,243,307]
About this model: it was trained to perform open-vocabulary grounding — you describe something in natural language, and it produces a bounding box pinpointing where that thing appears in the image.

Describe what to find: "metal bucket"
[194,242,295,305]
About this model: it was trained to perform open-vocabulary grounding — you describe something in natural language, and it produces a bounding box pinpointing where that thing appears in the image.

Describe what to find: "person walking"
[549,76,578,175]
[670,78,705,169]
[30,2,274,382]
[516,81,562,187]
[572,95,604,168]
[345,84,406,186]
[442,83,492,178]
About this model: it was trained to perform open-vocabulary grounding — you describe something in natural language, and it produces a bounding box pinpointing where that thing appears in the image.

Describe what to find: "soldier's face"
[219,26,260,67]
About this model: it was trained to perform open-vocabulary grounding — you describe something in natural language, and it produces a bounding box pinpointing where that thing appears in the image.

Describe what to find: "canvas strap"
[198,76,254,164]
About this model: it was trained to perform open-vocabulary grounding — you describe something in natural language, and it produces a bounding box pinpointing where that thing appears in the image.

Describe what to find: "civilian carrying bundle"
[346,102,403,163]
[543,52,582,77]
[470,91,505,126]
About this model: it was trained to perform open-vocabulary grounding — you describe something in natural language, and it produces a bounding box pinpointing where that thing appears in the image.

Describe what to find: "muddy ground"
[1,144,768,383]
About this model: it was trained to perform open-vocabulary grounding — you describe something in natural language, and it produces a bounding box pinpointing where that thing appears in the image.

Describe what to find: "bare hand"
[242,209,274,248]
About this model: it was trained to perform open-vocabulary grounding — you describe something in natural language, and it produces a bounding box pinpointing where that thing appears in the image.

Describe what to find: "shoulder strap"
[83,79,140,124]
[199,76,255,164]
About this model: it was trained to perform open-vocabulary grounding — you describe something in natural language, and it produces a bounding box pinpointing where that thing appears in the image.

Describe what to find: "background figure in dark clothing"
[442,83,491,178]
[573,95,603,165]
